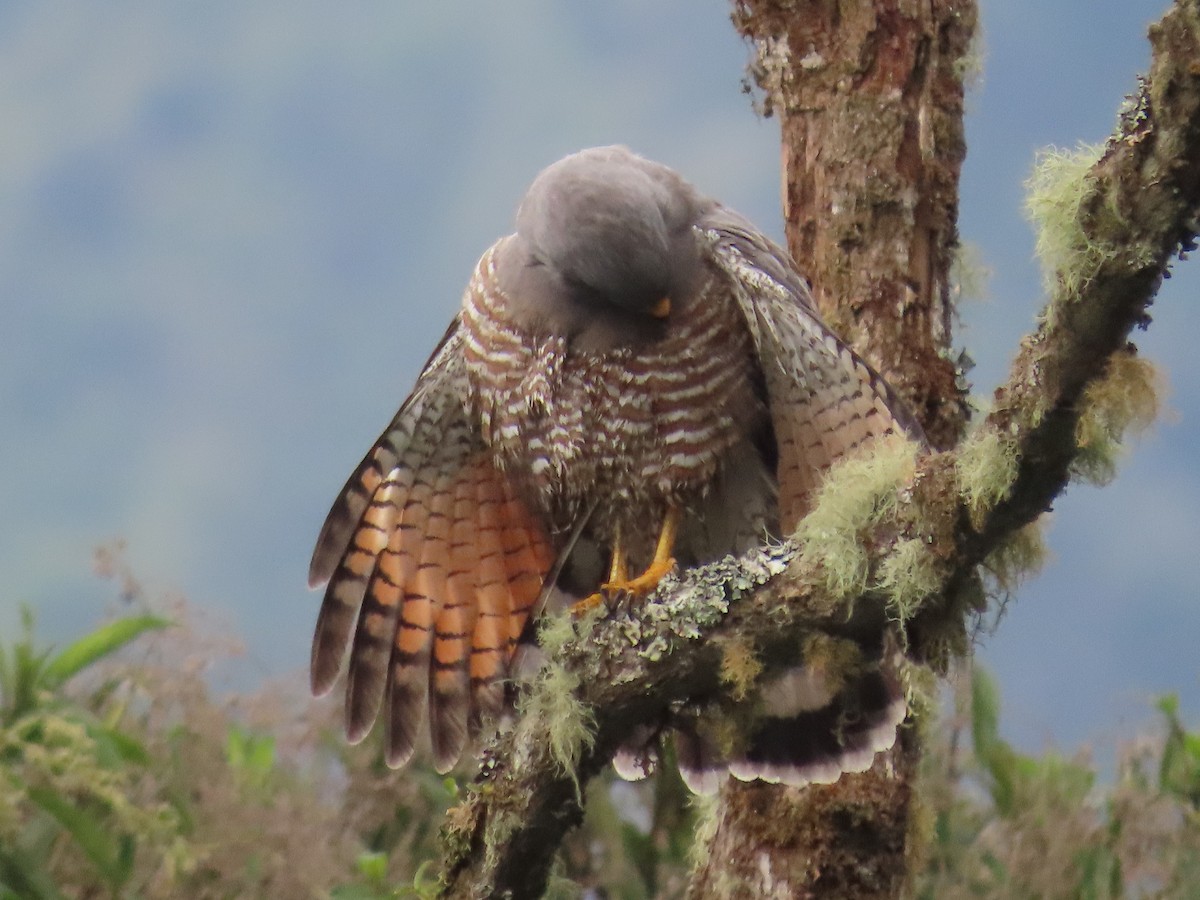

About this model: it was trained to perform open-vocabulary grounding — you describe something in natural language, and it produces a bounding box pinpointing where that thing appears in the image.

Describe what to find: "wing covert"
[700,206,925,530]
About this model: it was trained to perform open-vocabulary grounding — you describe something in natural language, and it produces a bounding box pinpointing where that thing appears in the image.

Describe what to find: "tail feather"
[673,630,906,792]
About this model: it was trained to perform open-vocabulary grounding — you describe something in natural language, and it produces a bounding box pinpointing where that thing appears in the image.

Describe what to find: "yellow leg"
[607,507,678,596]
[606,525,629,585]
[571,509,679,617]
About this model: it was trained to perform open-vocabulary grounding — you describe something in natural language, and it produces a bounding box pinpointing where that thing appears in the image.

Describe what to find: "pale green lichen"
[954,19,986,93]
[800,632,863,698]
[982,519,1048,598]
[481,807,525,880]
[949,240,992,307]
[613,542,794,661]
[795,435,920,601]
[1024,142,1107,301]
[516,614,596,796]
[955,428,1021,528]
[687,791,721,871]
[876,537,942,626]
[1072,351,1163,486]
[901,657,939,724]
[718,636,764,701]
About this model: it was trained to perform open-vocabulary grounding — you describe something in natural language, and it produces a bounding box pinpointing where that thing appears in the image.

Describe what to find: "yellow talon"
[571,508,679,617]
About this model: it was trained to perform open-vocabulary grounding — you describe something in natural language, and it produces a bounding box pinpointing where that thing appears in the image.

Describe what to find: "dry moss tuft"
[796,435,920,600]
[982,519,1049,597]
[516,614,597,795]
[1073,351,1164,485]
[800,632,864,697]
[950,240,991,306]
[876,537,943,627]
[718,636,764,701]
[1024,142,1107,300]
[955,428,1020,528]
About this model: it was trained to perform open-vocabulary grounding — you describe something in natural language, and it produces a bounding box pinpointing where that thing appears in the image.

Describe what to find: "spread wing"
[651,206,919,792]
[700,206,924,531]
[309,320,553,771]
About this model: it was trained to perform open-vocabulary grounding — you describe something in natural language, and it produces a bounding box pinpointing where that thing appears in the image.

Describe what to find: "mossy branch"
[435,3,1200,896]
[971,0,1200,552]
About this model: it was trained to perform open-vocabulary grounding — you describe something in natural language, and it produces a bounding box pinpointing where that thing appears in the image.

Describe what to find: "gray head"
[498,146,712,349]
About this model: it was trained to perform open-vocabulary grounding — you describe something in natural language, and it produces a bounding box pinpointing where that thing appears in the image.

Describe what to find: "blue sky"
[2,0,1196,759]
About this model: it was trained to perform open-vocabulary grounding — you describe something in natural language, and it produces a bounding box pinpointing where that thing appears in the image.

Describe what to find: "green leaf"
[356,850,389,883]
[225,725,276,789]
[0,608,56,721]
[247,732,275,774]
[43,615,171,687]
[89,723,151,767]
[26,787,133,889]
[1157,693,1180,717]
[330,886,389,900]
[970,666,1002,758]
[0,842,70,900]
[1158,691,1200,806]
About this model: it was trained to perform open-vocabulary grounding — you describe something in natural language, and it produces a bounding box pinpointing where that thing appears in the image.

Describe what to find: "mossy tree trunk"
[688,4,974,897]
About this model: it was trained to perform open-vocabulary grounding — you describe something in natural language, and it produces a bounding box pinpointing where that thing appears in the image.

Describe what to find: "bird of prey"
[308,145,921,792]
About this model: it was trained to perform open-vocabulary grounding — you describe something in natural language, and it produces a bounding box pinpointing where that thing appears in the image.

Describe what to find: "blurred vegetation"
[914,669,1200,899]
[2,556,1198,898]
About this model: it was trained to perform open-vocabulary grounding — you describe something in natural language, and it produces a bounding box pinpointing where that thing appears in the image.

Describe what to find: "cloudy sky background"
[3,0,1196,761]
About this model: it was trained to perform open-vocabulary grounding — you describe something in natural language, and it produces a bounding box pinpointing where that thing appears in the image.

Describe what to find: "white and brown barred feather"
[308,322,552,772]
[702,206,925,529]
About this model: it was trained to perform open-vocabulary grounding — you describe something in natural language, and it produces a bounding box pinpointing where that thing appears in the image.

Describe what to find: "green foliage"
[0,607,183,899]
[1158,693,1200,810]
[0,607,166,726]
[971,667,1094,818]
[224,725,276,791]
[915,667,1200,899]
[41,614,171,690]
[7,563,1199,899]
[556,760,697,898]
[0,581,463,898]
[329,854,440,899]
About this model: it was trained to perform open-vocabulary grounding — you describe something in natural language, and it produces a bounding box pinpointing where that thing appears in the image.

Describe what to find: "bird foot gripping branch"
[571,507,680,615]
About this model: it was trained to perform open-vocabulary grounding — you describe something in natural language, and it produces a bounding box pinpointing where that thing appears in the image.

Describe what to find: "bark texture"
[687,4,974,897]
[434,1,1200,897]
[735,0,975,452]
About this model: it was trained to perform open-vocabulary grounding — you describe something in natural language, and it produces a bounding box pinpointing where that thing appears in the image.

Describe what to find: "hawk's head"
[501,146,710,349]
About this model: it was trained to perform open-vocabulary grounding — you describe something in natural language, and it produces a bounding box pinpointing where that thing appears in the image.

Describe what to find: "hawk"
[309,146,921,792]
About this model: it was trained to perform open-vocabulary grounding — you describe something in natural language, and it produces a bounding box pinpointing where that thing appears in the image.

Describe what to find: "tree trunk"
[687,3,976,897]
